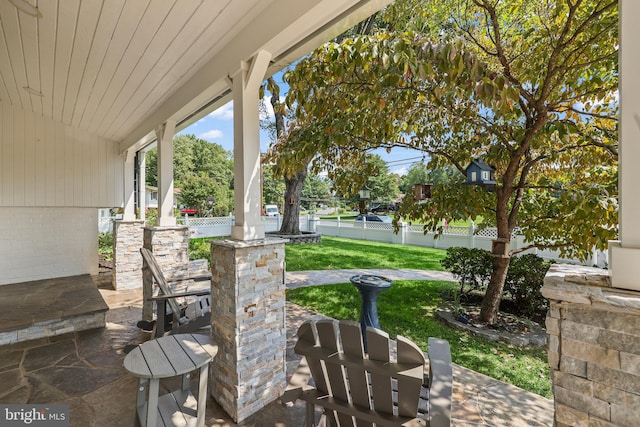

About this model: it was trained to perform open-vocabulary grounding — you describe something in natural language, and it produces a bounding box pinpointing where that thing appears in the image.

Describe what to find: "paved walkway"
[286,268,457,288]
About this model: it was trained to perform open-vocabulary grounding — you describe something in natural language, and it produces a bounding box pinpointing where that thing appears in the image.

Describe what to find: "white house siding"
[0,102,123,208]
[0,207,98,285]
[0,103,123,285]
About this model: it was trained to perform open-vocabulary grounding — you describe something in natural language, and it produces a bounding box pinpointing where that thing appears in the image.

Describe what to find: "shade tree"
[280,0,618,322]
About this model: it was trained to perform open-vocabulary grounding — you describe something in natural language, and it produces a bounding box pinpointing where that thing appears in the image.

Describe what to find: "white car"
[265,205,279,217]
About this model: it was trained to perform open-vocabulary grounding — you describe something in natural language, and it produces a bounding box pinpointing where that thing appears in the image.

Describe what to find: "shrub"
[440,247,493,295]
[189,238,212,265]
[98,232,114,262]
[505,254,552,318]
[441,247,552,319]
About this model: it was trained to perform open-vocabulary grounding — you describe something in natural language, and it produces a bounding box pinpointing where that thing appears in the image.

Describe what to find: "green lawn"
[285,236,447,271]
[284,236,551,398]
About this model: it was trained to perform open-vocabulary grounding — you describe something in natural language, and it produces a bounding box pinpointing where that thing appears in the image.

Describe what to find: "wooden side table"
[124,333,218,427]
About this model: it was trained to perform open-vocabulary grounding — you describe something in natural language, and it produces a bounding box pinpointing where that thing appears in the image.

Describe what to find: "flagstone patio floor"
[0,274,554,426]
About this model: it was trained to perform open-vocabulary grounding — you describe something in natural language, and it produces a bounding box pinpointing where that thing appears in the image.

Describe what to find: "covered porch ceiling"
[0,0,390,152]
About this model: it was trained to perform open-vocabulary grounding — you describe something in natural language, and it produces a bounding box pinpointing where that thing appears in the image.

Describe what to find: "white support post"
[123,149,136,221]
[139,149,147,221]
[469,221,475,249]
[609,1,640,290]
[156,120,177,227]
[230,50,272,241]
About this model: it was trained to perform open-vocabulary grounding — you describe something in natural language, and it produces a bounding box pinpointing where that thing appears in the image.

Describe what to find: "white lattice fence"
[474,227,498,238]
[442,225,472,236]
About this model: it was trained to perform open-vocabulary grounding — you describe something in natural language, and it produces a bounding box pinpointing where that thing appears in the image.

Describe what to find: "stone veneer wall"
[209,238,287,422]
[112,220,145,290]
[141,225,190,320]
[542,264,640,426]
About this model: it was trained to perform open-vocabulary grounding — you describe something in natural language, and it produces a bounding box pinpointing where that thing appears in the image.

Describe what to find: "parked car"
[371,204,397,213]
[355,214,393,223]
[265,204,279,217]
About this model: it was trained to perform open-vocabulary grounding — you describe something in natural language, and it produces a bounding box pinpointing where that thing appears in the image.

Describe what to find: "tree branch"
[556,105,618,121]
[510,241,574,256]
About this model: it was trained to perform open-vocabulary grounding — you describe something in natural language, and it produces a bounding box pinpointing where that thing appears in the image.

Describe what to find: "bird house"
[413,183,432,200]
[464,159,496,190]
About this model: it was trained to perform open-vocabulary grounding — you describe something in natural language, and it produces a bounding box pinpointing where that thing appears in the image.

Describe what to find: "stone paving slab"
[0,275,109,346]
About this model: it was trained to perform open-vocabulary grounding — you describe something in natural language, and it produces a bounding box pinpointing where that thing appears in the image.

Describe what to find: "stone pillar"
[142,225,190,320]
[209,238,287,422]
[542,264,640,426]
[112,220,145,290]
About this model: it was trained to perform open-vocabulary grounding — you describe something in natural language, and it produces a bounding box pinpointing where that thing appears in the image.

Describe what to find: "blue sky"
[179,72,425,176]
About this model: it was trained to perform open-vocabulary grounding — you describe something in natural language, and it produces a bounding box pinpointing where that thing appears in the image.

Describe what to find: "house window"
[482,171,489,181]
[150,192,158,201]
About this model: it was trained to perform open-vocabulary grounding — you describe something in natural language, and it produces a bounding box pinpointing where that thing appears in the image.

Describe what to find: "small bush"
[441,247,552,319]
[98,232,114,262]
[440,247,493,295]
[505,254,552,318]
[189,238,212,265]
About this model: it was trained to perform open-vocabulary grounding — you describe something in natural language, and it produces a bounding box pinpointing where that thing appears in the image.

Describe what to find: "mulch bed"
[447,292,546,334]
[99,254,114,274]
[456,305,536,334]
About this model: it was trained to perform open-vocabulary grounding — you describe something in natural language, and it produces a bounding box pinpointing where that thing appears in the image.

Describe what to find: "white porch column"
[156,120,177,227]
[230,50,272,240]
[139,149,147,221]
[122,149,136,220]
[609,1,640,290]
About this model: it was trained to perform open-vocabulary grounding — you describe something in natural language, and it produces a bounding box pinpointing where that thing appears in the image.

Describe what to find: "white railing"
[100,214,607,267]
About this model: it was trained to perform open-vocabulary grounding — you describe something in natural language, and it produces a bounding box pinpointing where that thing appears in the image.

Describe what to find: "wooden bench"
[140,248,212,338]
[283,319,453,427]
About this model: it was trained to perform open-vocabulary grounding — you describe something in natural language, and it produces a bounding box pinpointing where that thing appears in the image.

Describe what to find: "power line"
[384,156,424,165]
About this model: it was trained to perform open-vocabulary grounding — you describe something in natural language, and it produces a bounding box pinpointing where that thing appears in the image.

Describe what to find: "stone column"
[209,238,287,422]
[141,225,190,320]
[542,264,640,426]
[112,220,145,290]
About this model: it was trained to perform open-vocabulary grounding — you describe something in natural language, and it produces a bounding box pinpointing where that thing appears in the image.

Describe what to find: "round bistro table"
[124,333,218,427]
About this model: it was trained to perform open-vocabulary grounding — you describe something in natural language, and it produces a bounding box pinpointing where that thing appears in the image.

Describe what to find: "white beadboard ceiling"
[0,0,390,152]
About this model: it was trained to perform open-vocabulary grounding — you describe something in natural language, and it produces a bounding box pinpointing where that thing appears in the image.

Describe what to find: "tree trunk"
[267,76,308,235]
[279,168,307,234]
[479,184,513,323]
[479,254,510,323]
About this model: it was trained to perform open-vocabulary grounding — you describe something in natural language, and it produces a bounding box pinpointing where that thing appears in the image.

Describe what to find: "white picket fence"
[100,214,607,267]
[314,218,607,268]
[175,214,306,238]
[98,214,294,236]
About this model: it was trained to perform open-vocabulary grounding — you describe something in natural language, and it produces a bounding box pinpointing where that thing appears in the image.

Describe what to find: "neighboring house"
[144,185,178,210]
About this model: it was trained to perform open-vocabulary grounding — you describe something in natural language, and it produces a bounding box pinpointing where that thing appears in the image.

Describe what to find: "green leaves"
[271,0,618,259]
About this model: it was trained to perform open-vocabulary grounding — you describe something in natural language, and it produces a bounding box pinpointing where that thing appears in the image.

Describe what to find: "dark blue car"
[355,214,393,223]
